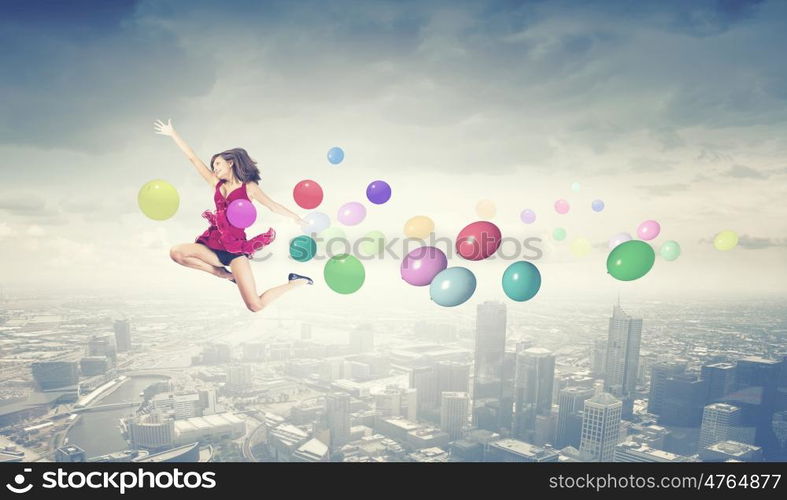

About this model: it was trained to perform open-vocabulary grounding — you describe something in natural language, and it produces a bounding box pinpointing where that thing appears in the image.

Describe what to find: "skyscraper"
[659,374,709,428]
[603,304,642,418]
[556,386,596,448]
[700,403,744,450]
[325,393,351,451]
[349,324,374,353]
[114,319,132,352]
[410,364,439,413]
[441,392,470,440]
[580,392,623,462]
[437,361,471,396]
[512,348,555,442]
[473,301,507,431]
[591,340,607,377]
[648,361,686,415]
[701,362,736,402]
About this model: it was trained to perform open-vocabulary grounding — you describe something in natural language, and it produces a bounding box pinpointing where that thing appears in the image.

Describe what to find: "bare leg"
[230,257,306,312]
[170,243,234,280]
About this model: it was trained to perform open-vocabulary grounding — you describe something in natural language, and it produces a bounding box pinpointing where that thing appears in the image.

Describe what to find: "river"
[65,376,167,458]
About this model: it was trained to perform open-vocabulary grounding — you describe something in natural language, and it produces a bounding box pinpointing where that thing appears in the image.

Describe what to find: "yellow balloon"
[713,230,738,251]
[476,199,496,219]
[138,179,179,221]
[404,216,434,239]
[570,237,592,257]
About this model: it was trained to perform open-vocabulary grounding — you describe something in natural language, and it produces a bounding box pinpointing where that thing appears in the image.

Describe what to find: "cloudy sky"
[1,0,786,313]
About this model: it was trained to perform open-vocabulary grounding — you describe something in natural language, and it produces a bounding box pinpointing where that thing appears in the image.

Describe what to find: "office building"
[441,392,470,440]
[31,361,79,391]
[556,386,595,448]
[512,348,555,441]
[701,362,735,402]
[485,439,559,462]
[659,374,709,428]
[700,403,743,450]
[87,334,117,362]
[579,392,623,462]
[648,362,686,415]
[700,440,762,462]
[603,304,641,418]
[55,445,86,462]
[113,319,132,352]
[326,393,351,450]
[472,302,507,431]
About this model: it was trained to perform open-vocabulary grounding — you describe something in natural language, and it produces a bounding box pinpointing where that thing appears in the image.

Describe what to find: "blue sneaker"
[288,272,314,285]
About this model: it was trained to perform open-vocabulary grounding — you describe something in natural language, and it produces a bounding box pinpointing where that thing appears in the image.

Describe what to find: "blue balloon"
[502,261,541,302]
[592,199,605,212]
[327,147,344,165]
[429,267,476,307]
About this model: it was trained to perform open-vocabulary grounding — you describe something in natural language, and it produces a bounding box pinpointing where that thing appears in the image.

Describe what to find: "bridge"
[71,402,139,414]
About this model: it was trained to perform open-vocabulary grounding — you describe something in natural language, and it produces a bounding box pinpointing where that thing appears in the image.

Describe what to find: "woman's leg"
[169,243,233,280]
[229,257,306,312]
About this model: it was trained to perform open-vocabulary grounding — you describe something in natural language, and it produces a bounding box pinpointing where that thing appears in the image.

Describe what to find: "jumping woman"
[154,118,313,312]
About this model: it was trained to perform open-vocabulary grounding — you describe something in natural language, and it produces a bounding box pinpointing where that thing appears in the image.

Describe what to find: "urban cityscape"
[0,289,784,463]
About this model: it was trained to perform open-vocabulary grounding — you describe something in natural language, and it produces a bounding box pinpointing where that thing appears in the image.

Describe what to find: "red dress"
[195,180,276,256]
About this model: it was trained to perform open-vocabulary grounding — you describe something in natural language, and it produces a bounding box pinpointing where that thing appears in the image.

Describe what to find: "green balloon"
[324,254,365,294]
[553,227,567,241]
[606,240,655,281]
[659,240,681,262]
[358,230,385,257]
[318,226,348,254]
[138,179,179,220]
[289,235,317,262]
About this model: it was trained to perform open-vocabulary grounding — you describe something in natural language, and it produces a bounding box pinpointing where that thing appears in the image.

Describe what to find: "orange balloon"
[404,216,434,239]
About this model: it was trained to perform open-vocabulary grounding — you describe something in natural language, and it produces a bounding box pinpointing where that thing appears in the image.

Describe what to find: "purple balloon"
[609,232,632,250]
[227,199,257,228]
[401,246,448,286]
[337,201,366,226]
[366,180,392,205]
[520,209,536,224]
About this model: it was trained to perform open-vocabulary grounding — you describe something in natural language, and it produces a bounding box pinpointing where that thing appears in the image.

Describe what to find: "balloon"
[227,199,257,229]
[138,179,179,221]
[337,202,366,226]
[520,209,536,224]
[591,199,605,212]
[327,147,344,165]
[366,180,391,205]
[502,261,541,302]
[571,182,581,193]
[476,199,496,219]
[404,216,434,239]
[401,246,448,286]
[554,199,570,214]
[553,227,567,241]
[301,212,330,235]
[319,226,348,255]
[455,221,502,261]
[571,237,592,257]
[659,240,681,261]
[606,240,655,281]
[324,254,365,294]
[713,230,738,251]
[358,230,386,257]
[609,232,632,250]
[289,235,317,262]
[293,180,323,209]
[429,267,476,307]
[637,220,661,241]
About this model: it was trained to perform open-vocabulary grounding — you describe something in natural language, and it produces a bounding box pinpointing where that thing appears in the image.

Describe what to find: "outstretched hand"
[153,118,175,136]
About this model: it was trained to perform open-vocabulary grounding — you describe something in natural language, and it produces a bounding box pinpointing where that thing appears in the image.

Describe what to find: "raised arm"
[247,183,305,226]
[153,119,217,187]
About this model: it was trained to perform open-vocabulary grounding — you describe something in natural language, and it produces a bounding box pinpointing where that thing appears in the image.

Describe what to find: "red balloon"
[455,221,502,261]
[293,180,323,209]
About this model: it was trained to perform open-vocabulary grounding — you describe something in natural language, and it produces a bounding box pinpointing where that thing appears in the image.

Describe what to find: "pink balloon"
[554,199,570,214]
[337,202,366,226]
[401,246,448,286]
[455,221,502,261]
[227,199,257,228]
[637,220,661,241]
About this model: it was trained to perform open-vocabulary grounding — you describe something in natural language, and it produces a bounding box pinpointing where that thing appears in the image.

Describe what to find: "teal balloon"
[606,240,655,281]
[324,254,365,294]
[502,261,542,302]
[659,240,681,262]
[289,235,317,262]
[429,267,476,307]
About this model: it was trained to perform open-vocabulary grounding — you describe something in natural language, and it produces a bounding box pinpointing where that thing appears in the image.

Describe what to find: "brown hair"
[210,148,261,183]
